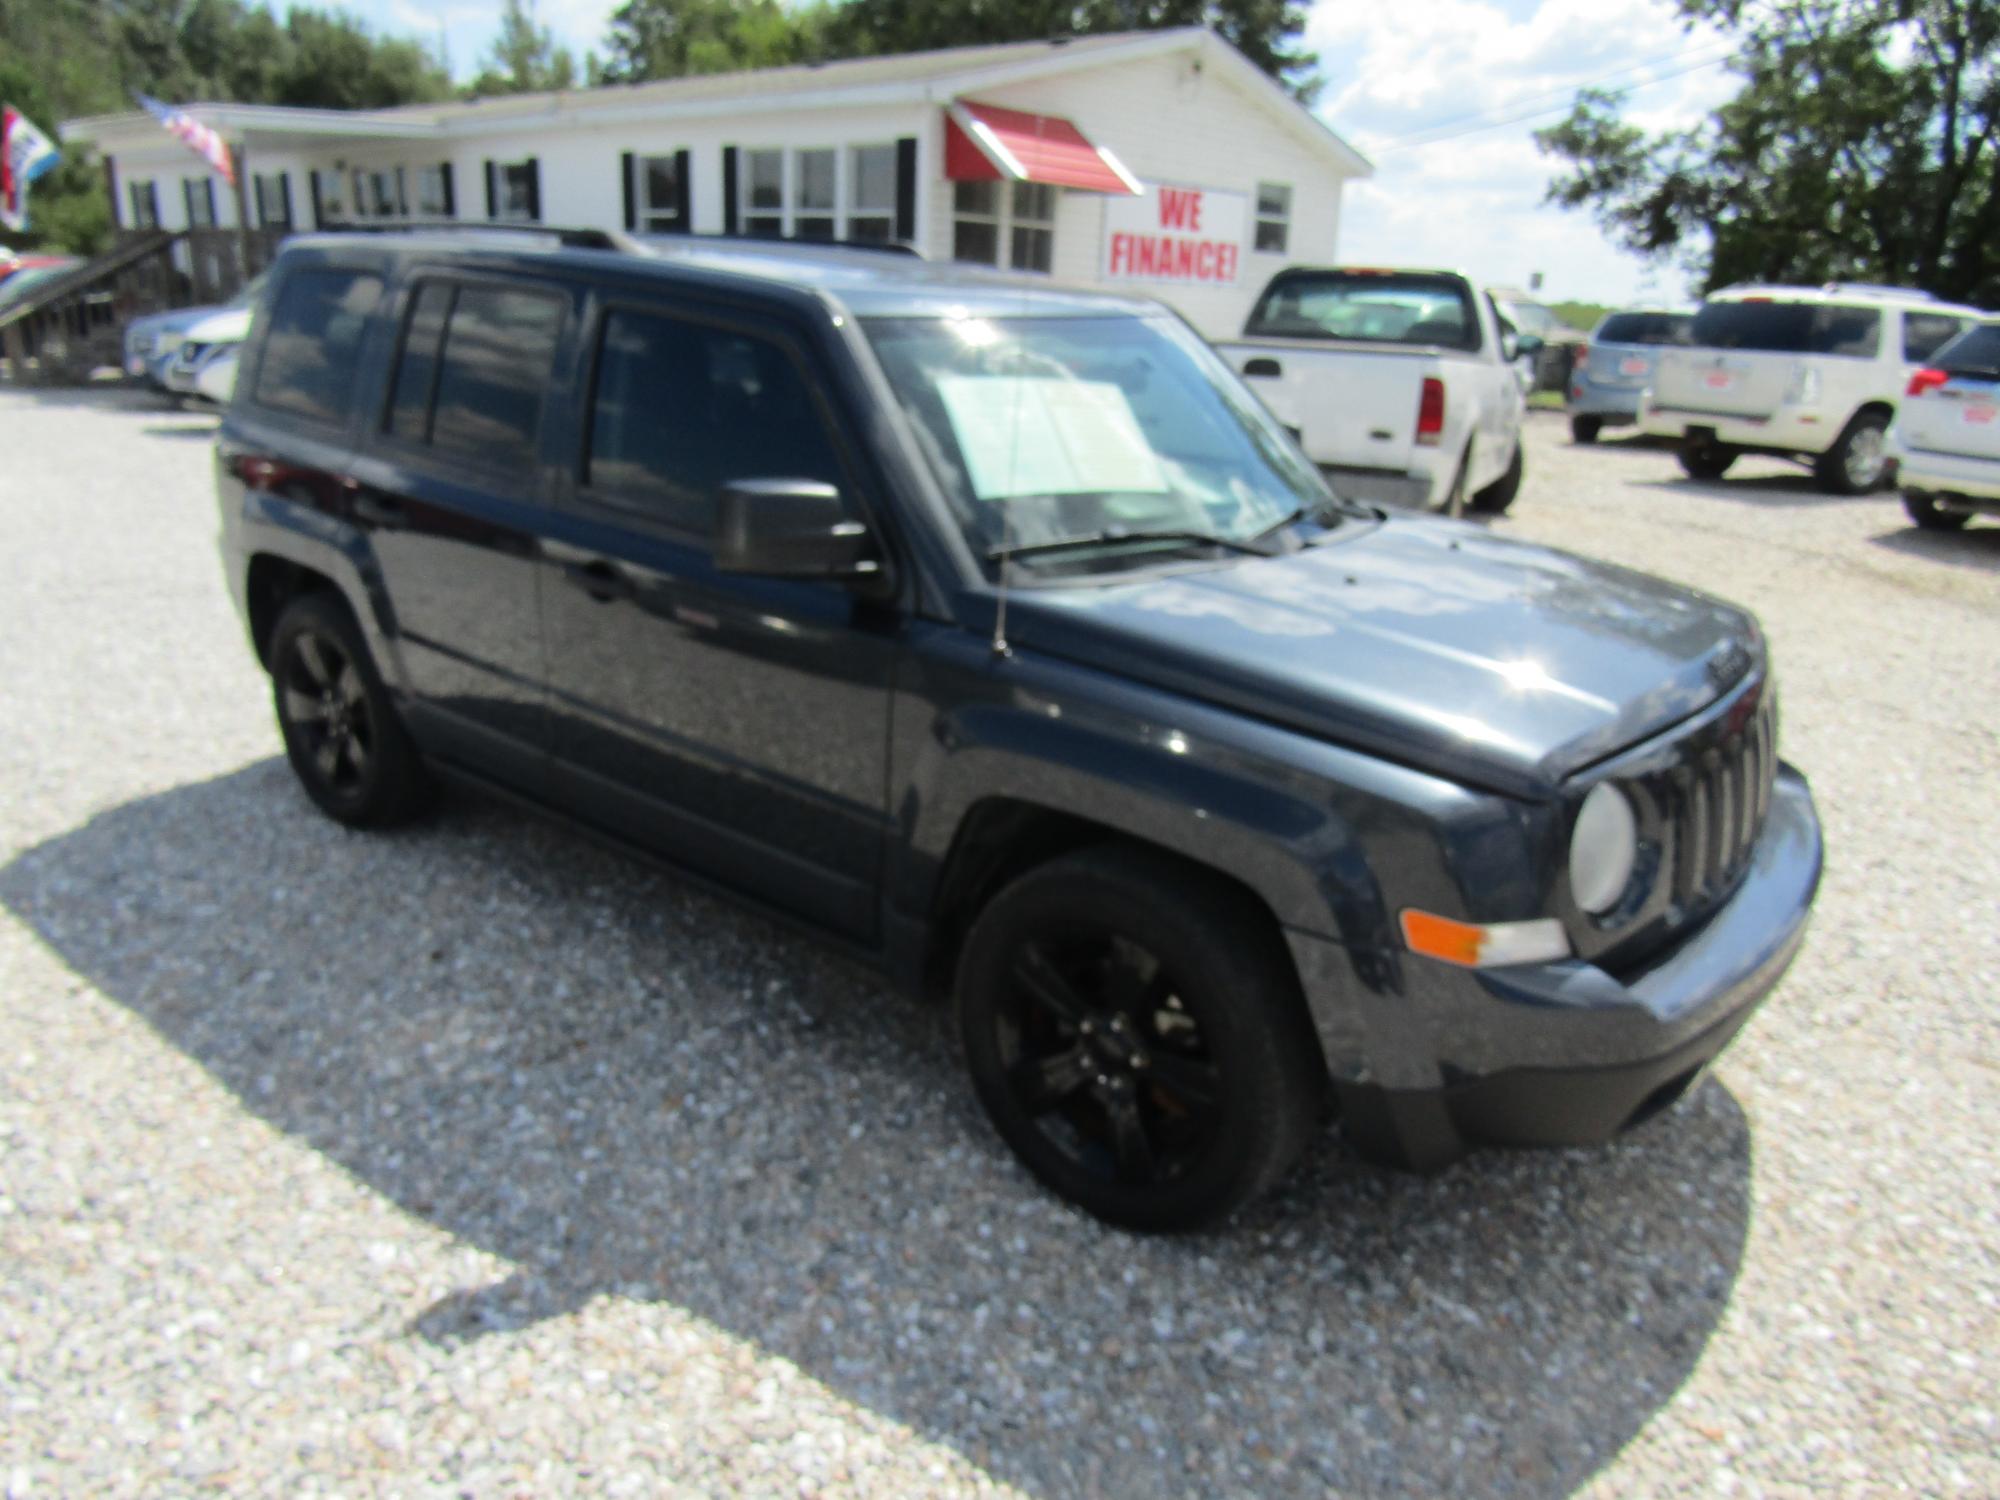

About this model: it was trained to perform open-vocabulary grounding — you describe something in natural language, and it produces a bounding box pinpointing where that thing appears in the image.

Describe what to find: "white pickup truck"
[1216,267,1536,516]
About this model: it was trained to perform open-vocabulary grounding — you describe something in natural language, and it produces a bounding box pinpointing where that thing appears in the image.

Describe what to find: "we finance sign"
[1103,182,1248,286]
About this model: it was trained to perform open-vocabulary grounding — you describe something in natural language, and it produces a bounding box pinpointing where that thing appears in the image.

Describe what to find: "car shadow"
[1868,519,2000,571]
[0,381,175,412]
[1627,473,1882,507]
[139,418,221,439]
[1,762,1754,1498]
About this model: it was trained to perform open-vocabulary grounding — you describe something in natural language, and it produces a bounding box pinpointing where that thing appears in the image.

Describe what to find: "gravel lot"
[1,389,1995,1498]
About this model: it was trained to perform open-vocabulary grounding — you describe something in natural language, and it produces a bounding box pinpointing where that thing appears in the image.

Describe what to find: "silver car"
[1567,307,1694,442]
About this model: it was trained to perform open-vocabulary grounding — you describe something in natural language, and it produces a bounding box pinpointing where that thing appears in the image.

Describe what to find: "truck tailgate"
[1223,342,1426,471]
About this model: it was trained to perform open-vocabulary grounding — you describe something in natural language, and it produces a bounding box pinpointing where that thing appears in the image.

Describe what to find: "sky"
[337,0,1739,307]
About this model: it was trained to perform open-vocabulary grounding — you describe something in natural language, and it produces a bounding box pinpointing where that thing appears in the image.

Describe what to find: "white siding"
[934,50,1351,337]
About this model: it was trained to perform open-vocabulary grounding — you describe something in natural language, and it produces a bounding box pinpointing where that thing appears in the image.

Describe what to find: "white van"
[1643,284,1988,494]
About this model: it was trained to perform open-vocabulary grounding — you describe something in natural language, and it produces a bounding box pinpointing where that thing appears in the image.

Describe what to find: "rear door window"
[253,267,383,425]
[583,307,843,535]
[382,278,566,470]
[1902,312,1967,363]
[1689,301,1881,357]
[1245,272,1480,351]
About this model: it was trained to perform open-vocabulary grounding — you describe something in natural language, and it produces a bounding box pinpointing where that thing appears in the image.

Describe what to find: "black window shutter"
[525,158,541,221]
[103,154,118,228]
[207,178,218,226]
[674,148,691,229]
[895,136,917,243]
[621,151,635,231]
[149,182,160,226]
[395,165,408,216]
[309,171,324,227]
[439,162,454,216]
[182,178,195,224]
[722,146,739,235]
[484,160,497,219]
[279,171,293,227]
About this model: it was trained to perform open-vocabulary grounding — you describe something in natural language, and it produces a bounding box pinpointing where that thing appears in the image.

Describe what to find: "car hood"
[129,304,226,341]
[1004,515,1760,797]
[181,307,252,343]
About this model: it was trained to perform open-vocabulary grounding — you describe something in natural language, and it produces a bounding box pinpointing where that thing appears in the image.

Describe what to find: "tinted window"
[385,282,452,440]
[1689,300,1881,357]
[586,309,842,532]
[1932,323,2000,377]
[423,285,565,467]
[1596,312,1691,345]
[1245,272,1479,351]
[254,268,383,425]
[1903,312,1965,363]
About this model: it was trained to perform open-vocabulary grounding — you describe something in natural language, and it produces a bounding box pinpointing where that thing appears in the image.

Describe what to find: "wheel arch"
[246,553,343,669]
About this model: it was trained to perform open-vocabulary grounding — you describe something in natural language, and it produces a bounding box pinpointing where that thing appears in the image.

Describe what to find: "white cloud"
[1308,0,1740,304]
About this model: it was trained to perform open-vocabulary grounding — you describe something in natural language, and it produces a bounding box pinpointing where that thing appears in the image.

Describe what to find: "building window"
[952,180,1001,266]
[128,180,160,229]
[630,154,682,231]
[184,177,217,228]
[415,164,452,217]
[1255,182,1291,254]
[744,149,783,236]
[1009,182,1055,274]
[351,168,404,220]
[794,148,836,240]
[952,179,1056,272]
[848,144,895,243]
[492,159,538,222]
[252,172,291,228]
[313,169,347,223]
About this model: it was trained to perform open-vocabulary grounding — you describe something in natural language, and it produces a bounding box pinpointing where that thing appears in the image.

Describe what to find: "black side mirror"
[1516,332,1546,359]
[715,478,880,580]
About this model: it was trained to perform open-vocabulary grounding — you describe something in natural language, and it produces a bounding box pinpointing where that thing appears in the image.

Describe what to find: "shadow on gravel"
[1629,473,1876,506]
[140,420,221,439]
[1869,522,2000,572]
[2,762,1754,1499]
[0,383,175,414]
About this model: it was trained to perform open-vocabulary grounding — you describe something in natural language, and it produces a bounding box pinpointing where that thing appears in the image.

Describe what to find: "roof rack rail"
[1821,281,1935,299]
[644,230,925,259]
[318,218,641,253]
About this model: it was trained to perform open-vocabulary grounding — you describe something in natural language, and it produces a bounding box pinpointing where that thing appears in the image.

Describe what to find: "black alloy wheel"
[269,592,432,827]
[957,847,1323,1231]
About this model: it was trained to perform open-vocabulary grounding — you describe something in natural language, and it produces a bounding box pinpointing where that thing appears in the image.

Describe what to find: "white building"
[62,27,1370,337]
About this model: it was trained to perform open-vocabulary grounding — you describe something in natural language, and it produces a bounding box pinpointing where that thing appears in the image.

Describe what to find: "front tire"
[956,847,1324,1231]
[270,592,433,828]
[1903,492,1971,530]
[1471,440,1524,514]
[1815,412,1891,495]
[1679,436,1737,481]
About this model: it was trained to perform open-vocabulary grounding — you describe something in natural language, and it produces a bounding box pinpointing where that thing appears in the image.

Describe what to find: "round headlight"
[1570,783,1638,915]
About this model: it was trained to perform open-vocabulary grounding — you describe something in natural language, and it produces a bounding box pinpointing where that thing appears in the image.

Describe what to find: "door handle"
[351,493,404,528]
[1243,357,1283,378]
[562,559,634,604]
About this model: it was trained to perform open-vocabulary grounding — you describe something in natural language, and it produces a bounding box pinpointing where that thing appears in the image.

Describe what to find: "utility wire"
[1372,52,1732,155]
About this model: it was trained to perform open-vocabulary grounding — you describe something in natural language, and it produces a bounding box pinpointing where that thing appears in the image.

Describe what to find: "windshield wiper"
[987,528,1269,563]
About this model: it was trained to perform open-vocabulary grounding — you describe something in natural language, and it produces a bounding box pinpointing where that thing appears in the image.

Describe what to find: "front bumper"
[1295,765,1822,1170]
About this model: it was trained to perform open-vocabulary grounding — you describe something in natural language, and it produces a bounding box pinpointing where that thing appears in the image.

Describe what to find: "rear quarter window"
[1688,300,1881,358]
[253,268,384,425]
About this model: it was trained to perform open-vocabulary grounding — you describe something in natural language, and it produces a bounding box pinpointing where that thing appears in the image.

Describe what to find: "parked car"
[1888,318,2000,530]
[162,303,253,398]
[1218,266,1537,516]
[0,257,81,308]
[1643,283,1987,493]
[1490,288,1589,392]
[1568,307,1694,442]
[191,343,239,404]
[217,231,1822,1230]
[124,271,266,389]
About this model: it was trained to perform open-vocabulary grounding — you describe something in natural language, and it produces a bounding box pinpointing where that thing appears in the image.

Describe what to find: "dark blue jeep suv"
[216,228,1822,1229]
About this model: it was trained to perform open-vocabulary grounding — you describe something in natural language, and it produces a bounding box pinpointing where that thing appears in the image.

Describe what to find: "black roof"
[288,226,1158,321]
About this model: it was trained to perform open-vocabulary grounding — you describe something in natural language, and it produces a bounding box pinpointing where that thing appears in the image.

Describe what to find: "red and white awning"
[943,99,1142,196]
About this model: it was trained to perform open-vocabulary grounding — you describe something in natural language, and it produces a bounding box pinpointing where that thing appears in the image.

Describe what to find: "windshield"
[1596,312,1690,346]
[1690,300,1881,357]
[1244,271,1480,351]
[865,313,1335,571]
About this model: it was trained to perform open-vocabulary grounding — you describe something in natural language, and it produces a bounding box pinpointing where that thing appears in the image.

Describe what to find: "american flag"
[134,93,235,187]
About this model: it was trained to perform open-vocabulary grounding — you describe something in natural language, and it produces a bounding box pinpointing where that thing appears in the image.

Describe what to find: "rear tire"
[1815,411,1891,495]
[1570,415,1602,444]
[1471,441,1524,514]
[1678,437,1737,481]
[270,592,433,828]
[955,846,1324,1231]
[1903,492,1971,531]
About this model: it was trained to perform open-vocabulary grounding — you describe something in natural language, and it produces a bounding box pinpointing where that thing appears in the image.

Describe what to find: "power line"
[1372,52,1732,155]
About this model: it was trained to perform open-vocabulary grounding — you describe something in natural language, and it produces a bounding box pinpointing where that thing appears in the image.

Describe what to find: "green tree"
[469,0,580,95]
[273,9,453,109]
[1536,0,2000,303]
[602,0,828,81]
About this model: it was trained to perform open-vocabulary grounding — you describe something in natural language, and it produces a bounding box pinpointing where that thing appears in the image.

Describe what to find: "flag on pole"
[134,93,235,187]
[1,105,62,233]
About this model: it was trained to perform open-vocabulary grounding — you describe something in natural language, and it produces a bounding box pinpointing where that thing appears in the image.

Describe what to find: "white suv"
[1642,283,1989,494]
